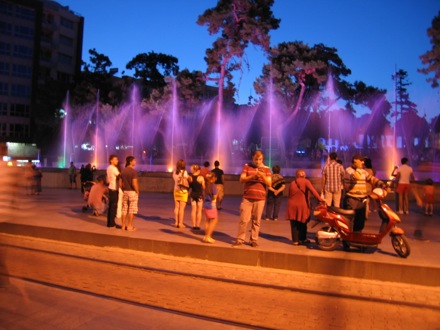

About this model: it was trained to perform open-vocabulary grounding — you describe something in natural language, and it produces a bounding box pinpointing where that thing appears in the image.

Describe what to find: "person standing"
[203,172,218,243]
[106,155,120,228]
[232,150,271,248]
[173,159,190,229]
[200,161,210,178]
[189,164,205,230]
[423,178,435,216]
[120,156,139,231]
[321,152,345,208]
[264,165,285,221]
[68,162,77,189]
[286,169,323,245]
[344,154,387,232]
[211,160,225,210]
[395,157,415,214]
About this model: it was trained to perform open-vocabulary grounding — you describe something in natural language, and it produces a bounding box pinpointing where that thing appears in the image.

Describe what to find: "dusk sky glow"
[58,0,439,120]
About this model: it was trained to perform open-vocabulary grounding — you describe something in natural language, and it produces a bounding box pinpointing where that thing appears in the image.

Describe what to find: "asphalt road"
[1,234,439,329]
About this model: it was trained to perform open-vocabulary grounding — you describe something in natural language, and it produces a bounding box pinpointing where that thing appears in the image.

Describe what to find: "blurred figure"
[173,159,190,228]
[189,164,205,230]
[31,165,43,195]
[395,157,415,215]
[232,150,271,248]
[286,169,323,245]
[211,160,225,210]
[24,160,34,195]
[88,175,108,216]
[203,172,218,243]
[423,178,435,216]
[391,165,399,211]
[68,161,77,189]
[264,165,285,221]
[200,161,210,178]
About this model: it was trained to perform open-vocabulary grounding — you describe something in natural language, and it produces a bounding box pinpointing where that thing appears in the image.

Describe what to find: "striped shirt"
[345,166,372,198]
[322,161,344,193]
[242,164,271,200]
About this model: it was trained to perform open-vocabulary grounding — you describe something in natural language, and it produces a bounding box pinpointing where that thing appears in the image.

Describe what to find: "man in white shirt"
[395,157,415,214]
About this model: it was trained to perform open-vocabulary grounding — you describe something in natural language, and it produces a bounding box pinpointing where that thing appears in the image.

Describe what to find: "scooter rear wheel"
[391,234,411,258]
[315,227,339,251]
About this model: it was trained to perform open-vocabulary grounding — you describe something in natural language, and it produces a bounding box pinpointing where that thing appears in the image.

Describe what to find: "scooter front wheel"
[315,227,339,251]
[391,234,411,258]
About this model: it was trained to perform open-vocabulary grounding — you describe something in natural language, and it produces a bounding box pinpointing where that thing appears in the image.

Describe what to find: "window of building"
[15,6,35,20]
[14,25,34,40]
[0,123,7,137]
[58,52,72,65]
[59,34,73,47]
[13,45,32,58]
[0,2,13,16]
[11,84,31,98]
[0,82,8,95]
[10,103,30,117]
[41,29,53,43]
[0,22,12,35]
[40,48,52,62]
[10,123,30,138]
[60,17,74,29]
[57,71,71,82]
[0,62,10,75]
[43,13,54,24]
[0,103,7,116]
[12,64,32,78]
[0,42,11,55]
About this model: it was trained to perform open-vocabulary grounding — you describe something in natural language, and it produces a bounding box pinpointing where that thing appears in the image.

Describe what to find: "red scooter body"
[314,188,410,258]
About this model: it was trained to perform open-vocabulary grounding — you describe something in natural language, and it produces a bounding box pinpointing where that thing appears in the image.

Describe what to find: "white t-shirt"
[106,165,120,190]
[397,164,413,184]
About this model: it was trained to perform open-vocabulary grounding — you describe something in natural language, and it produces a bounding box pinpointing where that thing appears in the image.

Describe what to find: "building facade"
[0,0,83,160]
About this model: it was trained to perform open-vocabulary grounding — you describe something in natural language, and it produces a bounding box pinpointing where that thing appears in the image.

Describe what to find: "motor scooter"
[313,187,411,258]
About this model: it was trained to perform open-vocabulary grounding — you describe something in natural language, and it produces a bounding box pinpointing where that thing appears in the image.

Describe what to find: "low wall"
[38,168,439,201]
[39,169,319,196]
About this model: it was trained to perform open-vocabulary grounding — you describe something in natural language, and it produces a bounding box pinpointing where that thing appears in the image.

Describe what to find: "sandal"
[126,226,137,232]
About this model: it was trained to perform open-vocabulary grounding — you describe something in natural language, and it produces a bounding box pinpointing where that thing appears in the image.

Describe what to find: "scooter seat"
[328,206,355,216]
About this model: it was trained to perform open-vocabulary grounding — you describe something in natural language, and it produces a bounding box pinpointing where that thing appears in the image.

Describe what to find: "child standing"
[203,173,218,243]
[424,178,435,216]
[265,165,285,221]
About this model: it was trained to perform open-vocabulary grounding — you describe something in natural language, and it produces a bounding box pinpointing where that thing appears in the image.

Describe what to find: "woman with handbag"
[286,169,324,245]
[173,159,191,228]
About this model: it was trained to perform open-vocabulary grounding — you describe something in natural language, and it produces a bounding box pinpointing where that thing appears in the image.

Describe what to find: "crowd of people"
[65,149,435,246]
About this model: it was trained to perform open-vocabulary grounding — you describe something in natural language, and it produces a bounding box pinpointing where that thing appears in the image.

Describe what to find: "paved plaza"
[1,187,439,286]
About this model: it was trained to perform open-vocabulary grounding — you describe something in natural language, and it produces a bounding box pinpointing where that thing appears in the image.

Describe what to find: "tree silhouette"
[419,11,440,88]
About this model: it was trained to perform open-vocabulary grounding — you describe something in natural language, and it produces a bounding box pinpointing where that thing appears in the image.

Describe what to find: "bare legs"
[191,199,203,229]
[174,200,186,228]
[203,217,218,243]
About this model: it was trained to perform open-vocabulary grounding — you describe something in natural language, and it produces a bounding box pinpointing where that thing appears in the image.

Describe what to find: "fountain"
[56,77,438,181]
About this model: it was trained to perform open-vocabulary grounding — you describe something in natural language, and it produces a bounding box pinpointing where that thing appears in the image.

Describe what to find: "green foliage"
[197,0,280,100]
[126,52,179,98]
[419,11,440,88]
